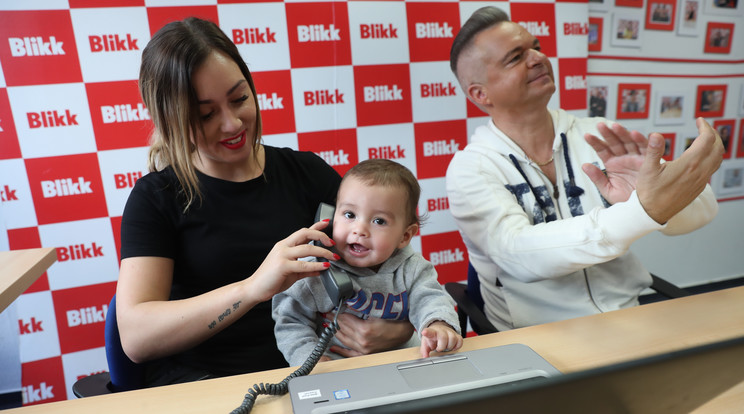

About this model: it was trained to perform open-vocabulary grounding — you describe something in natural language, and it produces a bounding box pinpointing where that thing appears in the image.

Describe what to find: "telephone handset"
[230,203,354,414]
[312,202,354,305]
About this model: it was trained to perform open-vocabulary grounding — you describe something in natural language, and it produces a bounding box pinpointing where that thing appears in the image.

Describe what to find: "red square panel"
[146,6,219,35]
[21,357,67,405]
[420,231,469,285]
[86,80,152,151]
[0,10,82,86]
[25,154,108,225]
[52,282,116,354]
[298,128,358,176]
[354,64,412,127]
[0,88,21,159]
[285,2,352,68]
[405,2,460,62]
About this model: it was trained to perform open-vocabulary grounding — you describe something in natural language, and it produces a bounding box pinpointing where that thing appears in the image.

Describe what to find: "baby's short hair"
[342,159,421,226]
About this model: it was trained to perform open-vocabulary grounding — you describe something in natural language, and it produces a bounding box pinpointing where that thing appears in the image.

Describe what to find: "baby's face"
[333,177,415,271]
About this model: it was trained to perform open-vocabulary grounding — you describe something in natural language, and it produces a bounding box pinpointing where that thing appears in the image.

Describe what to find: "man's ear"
[467,83,490,108]
[398,223,419,249]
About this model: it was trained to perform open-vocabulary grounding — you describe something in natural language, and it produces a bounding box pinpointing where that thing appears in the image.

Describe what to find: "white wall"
[631,199,744,287]
[590,0,744,287]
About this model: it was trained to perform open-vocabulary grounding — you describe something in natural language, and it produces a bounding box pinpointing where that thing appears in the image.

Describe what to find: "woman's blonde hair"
[139,17,263,211]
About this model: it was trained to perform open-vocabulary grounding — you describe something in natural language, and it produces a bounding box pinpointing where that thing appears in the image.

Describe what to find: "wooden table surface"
[7,285,744,414]
[0,247,57,313]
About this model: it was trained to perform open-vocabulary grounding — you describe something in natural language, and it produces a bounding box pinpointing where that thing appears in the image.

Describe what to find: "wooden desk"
[0,248,57,313]
[7,286,744,414]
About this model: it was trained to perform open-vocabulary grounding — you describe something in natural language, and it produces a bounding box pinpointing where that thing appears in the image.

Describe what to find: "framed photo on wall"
[646,0,676,30]
[677,0,700,36]
[713,119,735,159]
[588,17,604,52]
[704,22,734,54]
[588,85,609,117]
[695,84,727,118]
[716,163,744,199]
[616,83,650,119]
[611,14,644,47]
[653,90,688,125]
[659,132,676,161]
[703,0,743,15]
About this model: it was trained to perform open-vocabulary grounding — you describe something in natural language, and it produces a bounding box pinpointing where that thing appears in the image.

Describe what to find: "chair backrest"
[105,294,145,392]
[465,262,485,310]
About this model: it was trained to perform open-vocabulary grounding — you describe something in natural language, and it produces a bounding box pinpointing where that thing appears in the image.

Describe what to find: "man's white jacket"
[446,109,717,331]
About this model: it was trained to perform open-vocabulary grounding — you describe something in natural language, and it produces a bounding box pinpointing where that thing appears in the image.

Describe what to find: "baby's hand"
[419,321,463,358]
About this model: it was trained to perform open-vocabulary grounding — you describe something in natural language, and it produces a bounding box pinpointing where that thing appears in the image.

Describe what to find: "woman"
[117,17,413,386]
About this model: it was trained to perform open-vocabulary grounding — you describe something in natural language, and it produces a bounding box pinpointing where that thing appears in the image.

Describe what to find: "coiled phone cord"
[229,301,346,414]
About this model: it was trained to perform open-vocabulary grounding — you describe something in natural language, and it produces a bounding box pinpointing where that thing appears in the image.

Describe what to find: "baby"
[272,159,463,366]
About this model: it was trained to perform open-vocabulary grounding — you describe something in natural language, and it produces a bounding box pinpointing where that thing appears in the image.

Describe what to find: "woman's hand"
[248,220,338,303]
[328,313,415,357]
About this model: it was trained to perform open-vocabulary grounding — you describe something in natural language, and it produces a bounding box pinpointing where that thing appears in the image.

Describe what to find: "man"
[446,7,723,331]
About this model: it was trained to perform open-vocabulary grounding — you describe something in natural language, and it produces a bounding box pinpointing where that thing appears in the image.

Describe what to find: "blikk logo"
[368,145,406,160]
[101,103,149,124]
[304,89,344,106]
[114,171,142,189]
[41,177,92,198]
[257,93,284,110]
[56,242,104,262]
[415,22,453,38]
[423,139,459,156]
[298,24,341,42]
[564,23,589,36]
[421,82,457,98]
[67,303,108,327]
[429,248,465,266]
[18,317,44,335]
[519,21,551,36]
[88,34,139,52]
[364,85,403,102]
[316,149,350,166]
[8,36,65,56]
[22,383,54,404]
[27,110,78,128]
[233,27,277,44]
[565,76,587,90]
[1,184,18,202]
[427,197,449,212]
[360,24,398,39]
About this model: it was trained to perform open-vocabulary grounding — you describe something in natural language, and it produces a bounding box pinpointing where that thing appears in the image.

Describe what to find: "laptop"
[288,343,560,414]
[289,335,744,414]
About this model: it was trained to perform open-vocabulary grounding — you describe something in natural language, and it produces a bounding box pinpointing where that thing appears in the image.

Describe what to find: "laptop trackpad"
[398,356,482,389]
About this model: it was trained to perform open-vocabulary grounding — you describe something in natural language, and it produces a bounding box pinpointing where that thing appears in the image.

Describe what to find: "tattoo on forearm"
[207,301,243,330]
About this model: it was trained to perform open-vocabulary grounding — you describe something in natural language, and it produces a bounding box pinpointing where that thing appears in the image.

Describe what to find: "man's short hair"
[449,6,510,77]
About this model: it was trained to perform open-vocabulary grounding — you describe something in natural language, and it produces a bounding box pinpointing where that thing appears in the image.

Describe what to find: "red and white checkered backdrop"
[0,0,741,406]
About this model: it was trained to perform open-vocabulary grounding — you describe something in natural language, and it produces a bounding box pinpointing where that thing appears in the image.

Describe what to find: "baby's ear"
[398,223,419,248]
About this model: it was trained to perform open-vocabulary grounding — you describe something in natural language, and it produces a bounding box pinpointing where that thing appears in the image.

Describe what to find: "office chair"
[444,262,498,336]
[72,295,146,397]
[445,263,691,336]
